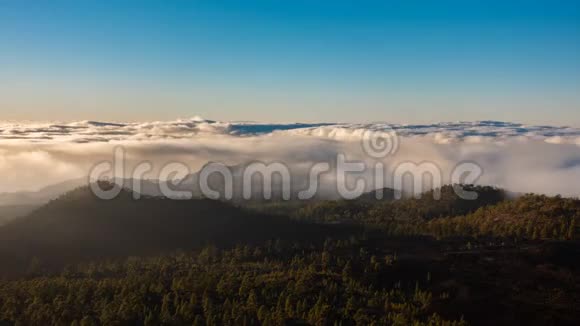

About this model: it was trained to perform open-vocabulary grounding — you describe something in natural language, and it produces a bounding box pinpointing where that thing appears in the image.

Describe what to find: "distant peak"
[190,116,209,122]
[84,121,127,127]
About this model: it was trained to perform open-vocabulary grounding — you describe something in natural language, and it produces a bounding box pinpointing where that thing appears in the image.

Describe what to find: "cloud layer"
[2,118,580,144]
[0,117,579,197]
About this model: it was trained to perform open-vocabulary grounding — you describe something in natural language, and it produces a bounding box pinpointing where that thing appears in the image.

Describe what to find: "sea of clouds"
[0,117,579,197]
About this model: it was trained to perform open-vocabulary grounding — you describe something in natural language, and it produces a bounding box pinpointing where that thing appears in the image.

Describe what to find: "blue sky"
[1,0,579,125]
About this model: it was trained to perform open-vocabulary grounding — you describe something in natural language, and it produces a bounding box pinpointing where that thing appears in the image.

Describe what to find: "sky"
[1,0,579,125]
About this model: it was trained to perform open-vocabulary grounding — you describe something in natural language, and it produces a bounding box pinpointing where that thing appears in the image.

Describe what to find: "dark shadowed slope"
[0,185,357,275]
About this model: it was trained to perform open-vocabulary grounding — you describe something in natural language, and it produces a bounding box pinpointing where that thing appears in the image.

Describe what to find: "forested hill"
[295,185,507,222]
[0,185,357,275]
[294,185,579,240]
[1,183,578,276]
[424,194,580,240]
[0,184,579,325]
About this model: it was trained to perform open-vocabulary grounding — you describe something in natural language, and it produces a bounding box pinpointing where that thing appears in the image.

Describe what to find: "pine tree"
[568,219,577,240]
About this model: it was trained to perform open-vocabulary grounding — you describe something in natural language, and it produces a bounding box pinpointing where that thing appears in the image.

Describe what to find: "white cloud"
[0,118,578,197]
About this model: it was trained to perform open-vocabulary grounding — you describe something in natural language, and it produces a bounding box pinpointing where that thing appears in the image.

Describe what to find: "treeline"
[423,194,579,240]
[0,239,466,326]
[294,186,579,241]
[295,185,505,223]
